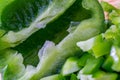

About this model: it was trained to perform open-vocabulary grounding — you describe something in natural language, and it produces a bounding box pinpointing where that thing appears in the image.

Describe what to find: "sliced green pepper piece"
[61,57,81,76]
[111,46,120,72]
[40,74,65,80]
[0,0,76,50]
[70,74,78,80]
[92,35,112,58]
[92,71,118,80]
[0,49,25,80]
[77,53,91,67]
[82,56,104,74]
[102,56,114,72]
[77,70,118,80]
[18,0,105,80]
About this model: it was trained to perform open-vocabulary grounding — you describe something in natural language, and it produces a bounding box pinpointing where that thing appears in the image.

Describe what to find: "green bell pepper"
[0,0,76,50]
[18,0,105,80]
[0,0,105,80]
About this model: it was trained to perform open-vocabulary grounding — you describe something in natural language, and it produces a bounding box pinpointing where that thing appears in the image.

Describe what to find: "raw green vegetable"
[40,74,65,80]
[61,57,80,76]
[110,46,120,72]
[0,0,75,50]
[92,71,118,80]
[82,56,104,74]
[92,35,112,58]
[77,53,91,67]
[70,74,78,80]
[102,56,114,72]
[0,49,25,80]
[77,70,118,80]
[77,34,112,58]
[21,0,105,79]
[77,37,95,52]
[0,0,107,80]
[104,27,120,72]
[14,0,91,66]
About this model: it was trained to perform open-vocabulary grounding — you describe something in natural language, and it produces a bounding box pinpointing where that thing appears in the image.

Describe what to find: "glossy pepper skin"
[19,0,105,80]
